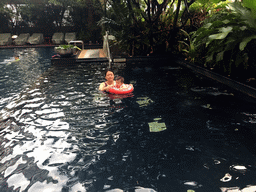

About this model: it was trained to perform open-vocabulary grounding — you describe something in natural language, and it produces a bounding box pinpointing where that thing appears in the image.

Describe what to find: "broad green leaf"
[204,23,212,29]
[209,27,233,40]
[219,26,233,33]
[222,19,230,24]
[239,35,256,51]
[229,2,256,27]
[206,53,214,62]
[209,33,227,40]
[216,51,224,62]
[206,39,213,47]
[211,0,224,3]
[243,0,256,15]
[240,26,247,31]
[197,0,210,4]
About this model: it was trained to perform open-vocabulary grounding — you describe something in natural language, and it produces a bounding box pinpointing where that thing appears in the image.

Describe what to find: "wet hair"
[116,76,124,83]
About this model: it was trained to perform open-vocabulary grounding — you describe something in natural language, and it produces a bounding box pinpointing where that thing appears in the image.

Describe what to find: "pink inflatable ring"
[108,85,134,95]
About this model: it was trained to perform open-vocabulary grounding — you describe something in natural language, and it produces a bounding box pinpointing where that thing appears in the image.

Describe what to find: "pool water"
[0,48,256,192]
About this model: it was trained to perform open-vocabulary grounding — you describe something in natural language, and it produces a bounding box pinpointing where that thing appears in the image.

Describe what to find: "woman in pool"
[99,70,116,91]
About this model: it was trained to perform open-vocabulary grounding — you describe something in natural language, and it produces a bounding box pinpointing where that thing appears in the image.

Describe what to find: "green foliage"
[0,3,12,33]
[190,1,256,76]
[99,0,175,56]
[55,44,81,50]
[0,0,103,42]
[98,0,135,54]
[70,0,103,42]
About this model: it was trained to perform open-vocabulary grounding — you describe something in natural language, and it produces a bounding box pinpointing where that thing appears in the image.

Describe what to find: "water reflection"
[1,49,256,191]
[0,70,114,191]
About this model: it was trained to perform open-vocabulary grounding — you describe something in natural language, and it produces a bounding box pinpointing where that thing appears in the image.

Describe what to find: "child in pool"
[115,76,133,90]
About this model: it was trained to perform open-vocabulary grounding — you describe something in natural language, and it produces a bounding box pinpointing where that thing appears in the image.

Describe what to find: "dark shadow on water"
[1,56,256,192]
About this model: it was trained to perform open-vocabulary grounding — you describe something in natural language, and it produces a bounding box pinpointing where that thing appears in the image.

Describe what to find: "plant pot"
[54,47,72,56]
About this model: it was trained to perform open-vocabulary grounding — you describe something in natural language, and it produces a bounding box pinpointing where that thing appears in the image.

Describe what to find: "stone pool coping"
[176,58,256,101]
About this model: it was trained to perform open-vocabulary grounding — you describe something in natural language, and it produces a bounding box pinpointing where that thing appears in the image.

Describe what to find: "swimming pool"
[0,48,256,192]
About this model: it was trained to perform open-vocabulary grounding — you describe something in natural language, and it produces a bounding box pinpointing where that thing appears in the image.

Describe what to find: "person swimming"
[7,55,20,65]
[14,55,20,61]
[99,70,116,91]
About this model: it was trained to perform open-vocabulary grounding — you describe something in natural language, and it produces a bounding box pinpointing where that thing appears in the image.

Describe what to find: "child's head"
[116,76,124,88]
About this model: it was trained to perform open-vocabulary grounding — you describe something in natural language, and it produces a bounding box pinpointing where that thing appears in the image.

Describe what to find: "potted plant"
[54,44,81,56]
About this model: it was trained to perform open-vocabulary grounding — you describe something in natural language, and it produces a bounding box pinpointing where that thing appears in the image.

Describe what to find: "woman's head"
[105,70,114,81]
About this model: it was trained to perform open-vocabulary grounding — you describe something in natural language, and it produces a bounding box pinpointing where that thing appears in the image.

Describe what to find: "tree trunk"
[173,0,182,29]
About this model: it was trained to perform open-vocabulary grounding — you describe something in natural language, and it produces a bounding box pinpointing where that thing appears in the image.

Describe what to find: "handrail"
[103,31,112,66]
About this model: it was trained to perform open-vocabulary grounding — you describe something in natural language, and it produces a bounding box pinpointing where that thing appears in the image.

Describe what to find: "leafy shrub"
[190,1,256,78]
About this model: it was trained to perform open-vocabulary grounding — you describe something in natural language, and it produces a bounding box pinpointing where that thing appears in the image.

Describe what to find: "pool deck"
[0,44,56,49]
[78,49,107,59]
[51,48,109,65]
[0,43,103,49]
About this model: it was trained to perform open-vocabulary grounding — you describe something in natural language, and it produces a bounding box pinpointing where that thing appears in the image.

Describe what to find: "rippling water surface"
[1,48,256,192]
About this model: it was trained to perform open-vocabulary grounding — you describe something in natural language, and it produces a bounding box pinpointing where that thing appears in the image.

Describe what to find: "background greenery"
[0,0,255,79]
[0,0,103,43]
[190,0,256,79]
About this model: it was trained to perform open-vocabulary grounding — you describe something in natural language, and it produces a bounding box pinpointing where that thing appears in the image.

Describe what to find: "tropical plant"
[69,0,103,42]
[0,3,12,33]
[55,44,81,50]
[178,0,229,59]
[99,0,182,56]
[190,0,256,78]
[98,0,144,55]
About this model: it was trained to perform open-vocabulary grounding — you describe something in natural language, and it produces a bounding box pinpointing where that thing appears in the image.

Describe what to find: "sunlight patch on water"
[28,179,67,192]
[35,108,65,118]
[70,182,86,192]
[220,185,256,192]
[7,173,30,191]
[242,113,256,123]
[3,127,78,191]
[24,101,44,108]
[4,156,27,177]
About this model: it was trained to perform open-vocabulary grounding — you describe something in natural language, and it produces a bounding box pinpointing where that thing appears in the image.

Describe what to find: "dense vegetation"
[99,0,229,56]
[0,0,103,43]
[0,0,256,79]
[189,0,256,80]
